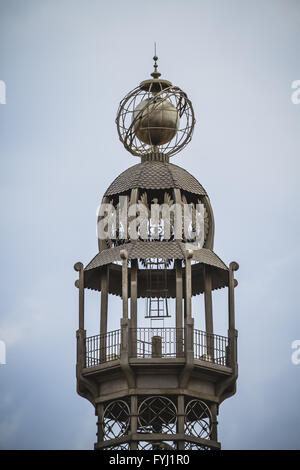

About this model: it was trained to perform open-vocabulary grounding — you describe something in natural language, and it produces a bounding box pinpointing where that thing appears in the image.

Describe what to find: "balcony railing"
[194,329,229,366]
[86,329,121,367]
[84,327,230,368]
[133,327,184,358]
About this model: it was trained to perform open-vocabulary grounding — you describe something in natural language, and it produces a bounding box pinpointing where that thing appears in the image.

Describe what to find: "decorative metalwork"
[104,160,207,197]
[86,329,121,366]
[103,400,130,440]
[144,258,170,320]
[138,396,177,434]
[136,191,176,243]
[85,242,229,273]
[194,329,229,366]
[116,81,195,158]
[138,440,176,450]
[185,400,212,439]
[184,442,211,450]
[134,327,184,358]
[100,191,210,248]
[85,328,231,365]
[103,443,130,450]
[181,195,210,247]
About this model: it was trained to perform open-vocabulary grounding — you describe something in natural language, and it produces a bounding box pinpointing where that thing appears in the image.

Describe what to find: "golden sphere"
[133,97,179,146]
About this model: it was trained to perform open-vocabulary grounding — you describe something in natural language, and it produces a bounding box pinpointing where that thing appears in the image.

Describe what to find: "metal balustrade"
[134,327,184,358]
[85,329,121,367]
[85,327,230,367]
[194,329,229,366]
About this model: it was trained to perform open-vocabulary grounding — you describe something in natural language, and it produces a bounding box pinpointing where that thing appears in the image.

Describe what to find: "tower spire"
[151,43,161,79]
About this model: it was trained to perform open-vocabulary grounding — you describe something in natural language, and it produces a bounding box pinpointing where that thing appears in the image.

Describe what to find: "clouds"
[0,394,24,447]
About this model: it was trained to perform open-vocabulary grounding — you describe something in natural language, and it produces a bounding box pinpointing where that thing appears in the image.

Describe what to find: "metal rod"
[74,262,84,330]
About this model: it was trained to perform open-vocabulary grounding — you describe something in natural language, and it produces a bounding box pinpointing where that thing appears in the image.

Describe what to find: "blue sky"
[0,0,299,449]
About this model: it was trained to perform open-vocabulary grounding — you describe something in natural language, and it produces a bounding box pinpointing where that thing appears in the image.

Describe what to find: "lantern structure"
[74,56,239,450]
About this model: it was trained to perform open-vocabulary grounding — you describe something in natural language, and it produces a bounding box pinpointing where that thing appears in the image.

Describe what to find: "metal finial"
[151,43,161,79]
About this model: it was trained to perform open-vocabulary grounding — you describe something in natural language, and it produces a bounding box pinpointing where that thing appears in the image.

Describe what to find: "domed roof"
[83,241,229,297]
[104,160,207,197]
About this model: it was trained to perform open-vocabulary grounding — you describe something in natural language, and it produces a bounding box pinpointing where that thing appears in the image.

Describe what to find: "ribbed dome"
[104,160,207,197]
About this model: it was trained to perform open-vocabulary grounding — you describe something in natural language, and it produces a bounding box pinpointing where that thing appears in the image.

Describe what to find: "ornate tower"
[74,56,239,450]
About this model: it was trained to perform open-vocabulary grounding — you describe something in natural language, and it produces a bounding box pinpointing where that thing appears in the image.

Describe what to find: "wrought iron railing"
[133,327,184,358]
[194,329,229,366]
[85,328,230,367]
[85,329,121,367]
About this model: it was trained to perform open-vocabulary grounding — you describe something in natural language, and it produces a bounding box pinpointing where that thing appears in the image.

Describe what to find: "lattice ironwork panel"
[184,442,211,450]
[184,400,212,439]
[103,400,130,441]
[138,396,177,434]
[138,440,176,450]
[103,443,131,450]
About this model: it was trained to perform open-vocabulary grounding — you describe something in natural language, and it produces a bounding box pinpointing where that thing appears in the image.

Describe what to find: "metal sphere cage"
[116,81,195,158]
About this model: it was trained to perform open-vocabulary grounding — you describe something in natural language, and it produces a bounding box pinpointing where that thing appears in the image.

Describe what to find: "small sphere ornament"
[116,55,195,158]
[133,97,179,146]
